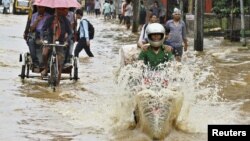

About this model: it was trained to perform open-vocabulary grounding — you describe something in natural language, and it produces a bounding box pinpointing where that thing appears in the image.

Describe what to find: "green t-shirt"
[138,45,173,69]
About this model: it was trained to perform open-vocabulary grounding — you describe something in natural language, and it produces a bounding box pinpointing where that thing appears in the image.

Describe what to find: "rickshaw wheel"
[73,58,78,81]
[50,62,58,91]
[20,65,26,79]
[26,64,30,78]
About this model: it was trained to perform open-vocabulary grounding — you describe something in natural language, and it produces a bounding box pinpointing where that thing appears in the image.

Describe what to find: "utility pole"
[180,0,184,20]
[194,0,204,51]
[240,0,246,46]
[230,0,234,41]
[188,0,193,13]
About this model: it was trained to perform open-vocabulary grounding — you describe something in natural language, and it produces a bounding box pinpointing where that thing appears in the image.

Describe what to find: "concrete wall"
[185,13,250,36]
[228,15,250,30]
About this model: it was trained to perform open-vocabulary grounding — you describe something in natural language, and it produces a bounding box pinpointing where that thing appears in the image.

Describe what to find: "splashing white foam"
[115,50,243,134]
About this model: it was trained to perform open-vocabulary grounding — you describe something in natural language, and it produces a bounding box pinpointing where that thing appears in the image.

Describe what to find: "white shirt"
[110,4,115,13]
[2,0,11,8]
[79,18,89,41]
[124,3,133,17]
[94,0,101,9]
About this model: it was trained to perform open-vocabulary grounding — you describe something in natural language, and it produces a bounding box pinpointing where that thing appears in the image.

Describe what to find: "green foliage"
[212,0,229,17]
[212,0,248,17]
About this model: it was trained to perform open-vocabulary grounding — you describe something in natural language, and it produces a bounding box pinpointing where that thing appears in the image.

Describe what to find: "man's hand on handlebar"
[41,40,68,47]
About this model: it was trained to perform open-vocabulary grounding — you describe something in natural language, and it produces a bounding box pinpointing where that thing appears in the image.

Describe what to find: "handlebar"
[43,43,67,47]
[42,40,67,47]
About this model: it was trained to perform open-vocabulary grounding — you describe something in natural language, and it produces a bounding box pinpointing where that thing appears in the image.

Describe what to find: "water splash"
[114,50,239,135]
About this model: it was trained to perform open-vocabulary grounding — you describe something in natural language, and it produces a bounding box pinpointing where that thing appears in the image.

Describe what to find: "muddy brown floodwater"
[0,13,249,141]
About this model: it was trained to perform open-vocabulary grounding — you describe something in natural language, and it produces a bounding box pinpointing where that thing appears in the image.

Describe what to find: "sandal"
[41,69,48,77]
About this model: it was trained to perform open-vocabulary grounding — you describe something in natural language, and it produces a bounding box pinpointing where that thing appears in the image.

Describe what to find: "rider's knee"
[27,39,35,47]
[42,50,48,57]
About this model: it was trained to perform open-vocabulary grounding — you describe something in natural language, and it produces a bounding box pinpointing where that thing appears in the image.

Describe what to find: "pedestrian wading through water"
[75,19,95,42]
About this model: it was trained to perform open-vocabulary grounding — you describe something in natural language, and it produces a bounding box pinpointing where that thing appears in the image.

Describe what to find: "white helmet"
[146,23,165,47]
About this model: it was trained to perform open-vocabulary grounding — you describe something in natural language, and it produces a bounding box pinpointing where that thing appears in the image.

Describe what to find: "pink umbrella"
[33,0,81,8]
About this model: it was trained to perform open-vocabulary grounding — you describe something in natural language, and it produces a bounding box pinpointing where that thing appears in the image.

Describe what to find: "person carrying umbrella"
[40,8,72,85]
[32,0,81,85]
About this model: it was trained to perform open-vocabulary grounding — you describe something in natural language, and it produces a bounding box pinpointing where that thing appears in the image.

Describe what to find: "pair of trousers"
[64,36,74,63]
[27,38,39,65]
[74,37,94,57]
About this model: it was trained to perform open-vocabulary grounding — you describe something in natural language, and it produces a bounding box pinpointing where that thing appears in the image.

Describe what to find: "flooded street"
[0,12,249,141]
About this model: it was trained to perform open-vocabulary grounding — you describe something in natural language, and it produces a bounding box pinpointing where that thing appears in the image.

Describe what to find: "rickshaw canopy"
[33,0,81,8]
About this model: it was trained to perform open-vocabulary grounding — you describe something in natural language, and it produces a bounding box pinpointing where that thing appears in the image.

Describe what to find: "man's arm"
[137,24,150,50]
[30,14,39,32]
[23,17,31,41]
[137,24,146,48]
[163,45,173,53]
[65,17,72,35]
[41,17,52,41]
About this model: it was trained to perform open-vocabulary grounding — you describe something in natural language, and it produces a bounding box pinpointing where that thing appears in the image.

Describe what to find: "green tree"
[212,0,248,17]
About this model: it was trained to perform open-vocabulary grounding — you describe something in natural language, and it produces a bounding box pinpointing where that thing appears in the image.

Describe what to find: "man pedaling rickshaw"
[40,8,72,85]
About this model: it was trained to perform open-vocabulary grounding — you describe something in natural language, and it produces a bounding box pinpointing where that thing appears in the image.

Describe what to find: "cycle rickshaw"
[19,0,82,91]
[19,39,79,91]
